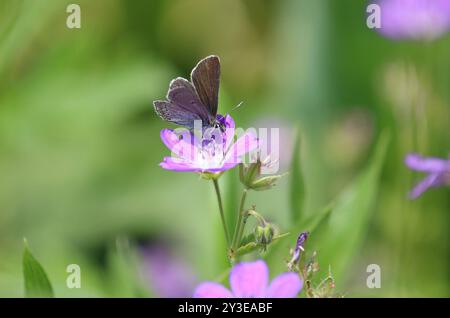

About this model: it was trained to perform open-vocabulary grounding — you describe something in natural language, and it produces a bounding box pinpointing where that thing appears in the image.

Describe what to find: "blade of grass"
[22,239,54,298]
[289,127,305,223]
[311,131,390,282]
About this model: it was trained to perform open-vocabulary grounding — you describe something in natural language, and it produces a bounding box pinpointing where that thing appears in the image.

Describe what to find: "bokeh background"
[0,0,449,297]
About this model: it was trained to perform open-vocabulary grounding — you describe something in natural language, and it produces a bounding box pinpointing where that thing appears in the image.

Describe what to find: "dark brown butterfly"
[153,55,222,130]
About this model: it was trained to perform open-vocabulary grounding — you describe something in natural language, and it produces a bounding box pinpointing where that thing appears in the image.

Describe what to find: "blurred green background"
[0,0,449,297]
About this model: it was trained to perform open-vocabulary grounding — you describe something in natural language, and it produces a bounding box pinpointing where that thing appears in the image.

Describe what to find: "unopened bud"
[239,156,285,191]
[288,231,309,271]
[254,223,274,249]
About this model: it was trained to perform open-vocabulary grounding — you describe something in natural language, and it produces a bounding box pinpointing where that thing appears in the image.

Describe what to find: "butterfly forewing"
[191,55,220,120]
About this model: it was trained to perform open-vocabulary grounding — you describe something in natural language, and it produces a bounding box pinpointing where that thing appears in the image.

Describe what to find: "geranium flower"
[159,114,259,173]
[193,260,303,298]
[140,244,196,298]
[377,0,450,41]
[405,153,450,199]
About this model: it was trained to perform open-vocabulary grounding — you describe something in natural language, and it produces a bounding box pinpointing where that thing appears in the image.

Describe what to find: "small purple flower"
[377,0,450,41]
[141,245,197,298]
[193,260,303,298]
[405,153,450,199]
[287,232,309,271]
[160,114,259,173]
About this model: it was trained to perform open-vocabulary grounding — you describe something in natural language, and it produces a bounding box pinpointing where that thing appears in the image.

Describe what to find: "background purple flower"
[377,0,450,40]
[194,260,303,298]
[405,153,450,199]
[141,244,197,298]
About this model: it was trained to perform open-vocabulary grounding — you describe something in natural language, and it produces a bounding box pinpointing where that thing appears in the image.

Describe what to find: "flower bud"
[239,156,285,191]
[250,175,284,191]
[288,231,309,271]
[254,223,274,249]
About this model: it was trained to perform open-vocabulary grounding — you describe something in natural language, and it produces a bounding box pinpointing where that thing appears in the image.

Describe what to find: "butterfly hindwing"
[154,77,211,128]
[153,100,202,129]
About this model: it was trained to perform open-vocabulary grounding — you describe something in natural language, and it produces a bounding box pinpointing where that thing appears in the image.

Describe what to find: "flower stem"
[235,210,248,251]
[232,189,248,251]
[212,179,230,246]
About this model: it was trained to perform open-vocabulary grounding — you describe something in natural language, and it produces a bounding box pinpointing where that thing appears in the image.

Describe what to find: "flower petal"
[221,114,236,151]
[409,172,443,199]
[265,272,303,298]
[378,0,450,40]
[159,157,199,172]
[160,129,199,161]
[199,163,239,173]
[193,282,233,298]
[217,162,240,172]
[225,130,259,165]
[160,157,237,173]
[405,153,449,173]
[230,260,268,298]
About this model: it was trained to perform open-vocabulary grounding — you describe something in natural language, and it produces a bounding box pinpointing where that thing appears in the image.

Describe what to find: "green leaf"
[311,131,390,282]
[22,239,54,298]
[289,127,305,223]
[266,132,389,276]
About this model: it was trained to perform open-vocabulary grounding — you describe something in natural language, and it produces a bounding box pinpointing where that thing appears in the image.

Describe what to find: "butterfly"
[153,55,223,130]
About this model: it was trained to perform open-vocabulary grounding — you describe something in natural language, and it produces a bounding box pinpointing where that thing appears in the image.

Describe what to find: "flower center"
[196,134,226,169]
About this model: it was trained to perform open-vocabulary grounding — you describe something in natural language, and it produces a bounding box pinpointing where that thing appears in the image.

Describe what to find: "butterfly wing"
[191,55,220,119]
[154,77,212,129]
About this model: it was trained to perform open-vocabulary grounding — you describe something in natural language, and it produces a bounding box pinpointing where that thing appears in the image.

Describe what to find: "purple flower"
[193,260,303,298]
[141,244,197,298]
[288,232,309,271]
[377,0,450,40]
[405,153,450,199]
[160,114,259,173]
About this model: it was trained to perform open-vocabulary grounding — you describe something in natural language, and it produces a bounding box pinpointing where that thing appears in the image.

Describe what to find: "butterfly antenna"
[231,101,244,112]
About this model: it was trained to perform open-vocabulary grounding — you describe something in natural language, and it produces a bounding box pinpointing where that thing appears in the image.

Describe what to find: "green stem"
[235,211,248,251]
[212,179,230,246]
[247,210,266,226]
[232,189,248,251]
[234,210,264,252]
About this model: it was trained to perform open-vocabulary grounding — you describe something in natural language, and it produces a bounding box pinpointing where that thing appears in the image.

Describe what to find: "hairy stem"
[212,179,230,246]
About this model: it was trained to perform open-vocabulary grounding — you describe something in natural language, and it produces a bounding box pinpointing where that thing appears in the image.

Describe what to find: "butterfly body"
[154,55,222,131]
